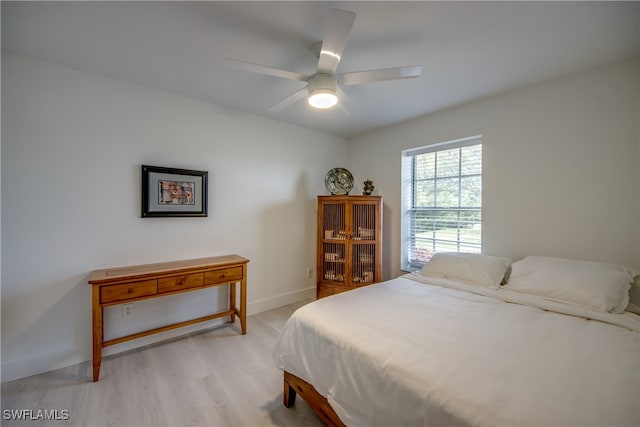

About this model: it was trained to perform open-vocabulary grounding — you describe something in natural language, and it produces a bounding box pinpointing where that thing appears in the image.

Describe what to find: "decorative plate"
[325,168,354,195]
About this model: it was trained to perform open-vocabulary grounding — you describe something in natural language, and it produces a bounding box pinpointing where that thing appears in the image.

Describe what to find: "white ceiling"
[2,1,638,138]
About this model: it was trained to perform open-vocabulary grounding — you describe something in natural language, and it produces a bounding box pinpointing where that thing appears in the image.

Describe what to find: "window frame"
[401,136,482,272]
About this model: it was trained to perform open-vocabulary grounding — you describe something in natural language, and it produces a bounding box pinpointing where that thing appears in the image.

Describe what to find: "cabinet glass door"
[351,203,378,284]
[321,203,346,283]
[352,243,376,283]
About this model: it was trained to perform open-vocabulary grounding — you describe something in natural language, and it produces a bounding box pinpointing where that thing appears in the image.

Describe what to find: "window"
[401,136,482,271]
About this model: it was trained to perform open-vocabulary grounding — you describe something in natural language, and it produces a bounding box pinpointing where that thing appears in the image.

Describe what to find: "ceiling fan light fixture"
[307,73,338,109]
[309,88,338,109]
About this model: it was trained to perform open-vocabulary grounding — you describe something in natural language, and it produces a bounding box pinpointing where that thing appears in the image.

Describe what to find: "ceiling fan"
[224,8,422,112]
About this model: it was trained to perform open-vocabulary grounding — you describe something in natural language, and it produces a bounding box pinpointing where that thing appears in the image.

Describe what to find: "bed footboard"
[283,371,346,427]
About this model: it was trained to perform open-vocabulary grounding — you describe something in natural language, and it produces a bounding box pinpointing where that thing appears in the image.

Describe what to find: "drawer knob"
[128,288,134,294]
[221,274,226,279]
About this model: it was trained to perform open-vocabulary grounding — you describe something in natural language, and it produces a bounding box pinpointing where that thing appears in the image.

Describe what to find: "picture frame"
[141,165,208,217]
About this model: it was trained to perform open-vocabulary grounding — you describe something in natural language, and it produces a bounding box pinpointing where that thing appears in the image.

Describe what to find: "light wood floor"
[1,300,324,427]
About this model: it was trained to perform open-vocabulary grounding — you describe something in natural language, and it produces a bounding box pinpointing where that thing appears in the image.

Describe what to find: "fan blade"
[317,8,356,74]
[224,58,308,82]
[336,87,354,116]
[267,87,308,112]
[340,66,422,86]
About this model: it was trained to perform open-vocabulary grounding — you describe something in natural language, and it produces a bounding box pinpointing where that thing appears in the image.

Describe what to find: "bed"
[273,254,640,427]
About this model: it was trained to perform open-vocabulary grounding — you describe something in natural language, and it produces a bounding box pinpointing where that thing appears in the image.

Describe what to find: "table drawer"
[158,273,204,293]
[101,279,157,303]
[204,267,243,285]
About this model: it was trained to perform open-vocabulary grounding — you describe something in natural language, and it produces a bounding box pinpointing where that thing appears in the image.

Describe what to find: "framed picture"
[141,165,208,217]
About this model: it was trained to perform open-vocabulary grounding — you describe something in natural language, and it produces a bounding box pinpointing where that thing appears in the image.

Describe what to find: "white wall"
[1,52,347,382]
[349,59,640,280]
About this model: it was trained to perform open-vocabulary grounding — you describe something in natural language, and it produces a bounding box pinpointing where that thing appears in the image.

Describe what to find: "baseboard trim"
[247,286,315,315]
[2,347,86,384]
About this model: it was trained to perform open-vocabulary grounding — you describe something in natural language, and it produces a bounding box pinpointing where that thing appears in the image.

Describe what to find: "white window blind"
[401,136,482,271]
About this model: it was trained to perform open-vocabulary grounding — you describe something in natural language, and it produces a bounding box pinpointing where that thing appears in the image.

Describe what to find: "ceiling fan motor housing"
[307,73,338,108]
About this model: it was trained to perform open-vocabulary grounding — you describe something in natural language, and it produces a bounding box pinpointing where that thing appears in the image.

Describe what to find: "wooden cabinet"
[317,196,382,298]
[88,254,249,381]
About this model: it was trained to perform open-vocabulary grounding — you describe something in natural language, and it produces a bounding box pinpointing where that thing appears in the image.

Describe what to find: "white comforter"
[273,274,640,427]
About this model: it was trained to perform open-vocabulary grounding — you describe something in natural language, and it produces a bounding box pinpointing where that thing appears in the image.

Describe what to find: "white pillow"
[420,252,512,289]
[626,277,640,314]
[626,302,640,315]
[506,256,633,313]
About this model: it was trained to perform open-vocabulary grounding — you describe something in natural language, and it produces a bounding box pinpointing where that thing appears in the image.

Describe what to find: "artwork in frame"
[141,165,208,217]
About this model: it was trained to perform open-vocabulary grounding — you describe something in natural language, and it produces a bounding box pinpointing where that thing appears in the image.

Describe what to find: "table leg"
[240,276,247,335]
[92,287,103,382]
[229,281,236,323]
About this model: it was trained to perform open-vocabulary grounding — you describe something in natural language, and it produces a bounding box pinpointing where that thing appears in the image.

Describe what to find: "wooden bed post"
[282,371,346,427]
[283,372,297,407]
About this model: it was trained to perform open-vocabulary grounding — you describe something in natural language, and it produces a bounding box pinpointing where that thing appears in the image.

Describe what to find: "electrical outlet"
[122,303,134,319]
[306,268,313,279]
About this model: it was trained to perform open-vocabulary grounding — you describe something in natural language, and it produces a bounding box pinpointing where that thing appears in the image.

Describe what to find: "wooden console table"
[88,254,249,382]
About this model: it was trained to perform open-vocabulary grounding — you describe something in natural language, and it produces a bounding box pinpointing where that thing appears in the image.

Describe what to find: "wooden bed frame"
[283,371,346,427]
